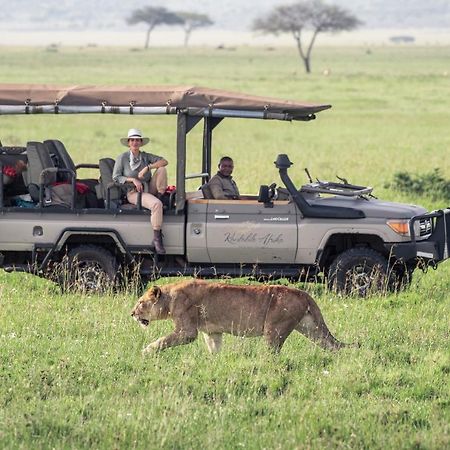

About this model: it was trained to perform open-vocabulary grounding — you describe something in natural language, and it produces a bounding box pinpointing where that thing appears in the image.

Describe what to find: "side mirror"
[258,185,274,208]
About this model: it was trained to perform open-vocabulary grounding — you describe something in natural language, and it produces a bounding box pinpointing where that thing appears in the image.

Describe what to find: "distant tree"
[176,12,214,47]
[253,0,361,73]
[127,6,183,49]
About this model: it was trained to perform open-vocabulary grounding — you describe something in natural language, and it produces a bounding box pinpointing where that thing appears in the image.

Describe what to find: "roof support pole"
[202,117,223,184]
[175,112,188,214]
[0,161,4,208]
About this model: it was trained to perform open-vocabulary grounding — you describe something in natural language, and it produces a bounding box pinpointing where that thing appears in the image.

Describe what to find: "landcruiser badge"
[263,217,289,222]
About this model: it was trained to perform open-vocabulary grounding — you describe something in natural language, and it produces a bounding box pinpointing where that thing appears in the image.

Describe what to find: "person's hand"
[138,166,149,180]
[132,178,144,192]
[15,160,27,173]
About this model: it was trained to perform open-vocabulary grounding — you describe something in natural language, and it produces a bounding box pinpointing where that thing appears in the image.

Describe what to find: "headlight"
[387,218,433,238]
[387,219,410,236]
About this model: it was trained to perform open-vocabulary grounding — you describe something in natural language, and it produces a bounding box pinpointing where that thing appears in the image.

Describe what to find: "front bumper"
[387,208,450,264]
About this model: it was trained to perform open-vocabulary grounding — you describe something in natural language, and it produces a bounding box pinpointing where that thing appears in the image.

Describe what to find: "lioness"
[131,279,349,354]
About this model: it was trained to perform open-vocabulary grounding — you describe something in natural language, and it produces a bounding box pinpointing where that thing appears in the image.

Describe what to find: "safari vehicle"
[0,84,449,295]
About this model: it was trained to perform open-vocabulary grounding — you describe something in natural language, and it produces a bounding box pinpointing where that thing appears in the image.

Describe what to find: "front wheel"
[62,245,118,294]
[389,261,414,292]
[328,248,390,297]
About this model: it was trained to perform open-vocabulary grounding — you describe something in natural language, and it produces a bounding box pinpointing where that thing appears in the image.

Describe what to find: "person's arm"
[138,155,168,179]
[208,176,227,200]
[150,157,168,169]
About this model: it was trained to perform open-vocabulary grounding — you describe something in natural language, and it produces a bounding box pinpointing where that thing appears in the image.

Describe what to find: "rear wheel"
[62,245,118,294]
[328,248,389,297]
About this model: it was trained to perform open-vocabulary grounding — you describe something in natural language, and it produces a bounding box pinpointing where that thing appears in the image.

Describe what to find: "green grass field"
[0,45,449,449]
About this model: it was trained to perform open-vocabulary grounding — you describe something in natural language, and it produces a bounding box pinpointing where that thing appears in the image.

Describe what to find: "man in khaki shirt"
[207,156,240,200]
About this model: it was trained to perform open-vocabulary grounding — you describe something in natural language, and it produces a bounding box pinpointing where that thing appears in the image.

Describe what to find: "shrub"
[386,169,450,201]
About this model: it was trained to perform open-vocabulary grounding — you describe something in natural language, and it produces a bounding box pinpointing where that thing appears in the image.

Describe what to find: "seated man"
[207,156,240,200]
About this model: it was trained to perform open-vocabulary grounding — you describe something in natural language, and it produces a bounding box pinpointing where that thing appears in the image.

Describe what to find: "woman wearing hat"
[112,128,168,254]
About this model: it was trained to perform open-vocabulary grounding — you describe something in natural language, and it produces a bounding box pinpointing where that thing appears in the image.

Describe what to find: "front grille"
[419,218,432,237]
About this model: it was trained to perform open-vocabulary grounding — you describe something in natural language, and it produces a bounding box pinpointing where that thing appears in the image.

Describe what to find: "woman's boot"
[153,229,166,255]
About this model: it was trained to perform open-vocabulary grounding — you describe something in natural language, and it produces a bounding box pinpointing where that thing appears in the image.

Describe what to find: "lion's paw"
[142,340,164,355]
[142,345,158,355]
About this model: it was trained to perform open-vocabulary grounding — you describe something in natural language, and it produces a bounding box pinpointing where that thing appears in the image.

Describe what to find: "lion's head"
[131,285,164,328]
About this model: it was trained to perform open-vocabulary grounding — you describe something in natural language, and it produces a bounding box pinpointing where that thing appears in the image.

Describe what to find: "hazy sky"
[1,0,449,30]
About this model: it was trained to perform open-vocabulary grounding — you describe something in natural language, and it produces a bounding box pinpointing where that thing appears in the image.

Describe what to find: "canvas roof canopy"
[0,84,331,121]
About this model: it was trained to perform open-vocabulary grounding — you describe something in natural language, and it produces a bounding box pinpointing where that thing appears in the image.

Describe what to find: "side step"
[2,264,37,274]
[140,264,320,281]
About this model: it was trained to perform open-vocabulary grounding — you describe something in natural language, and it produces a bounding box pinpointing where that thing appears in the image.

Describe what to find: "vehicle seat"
[97,158,176,211]
[98,157,124,208]
[97,157,142,210]
[24,141,78,208]
[44,139,97,184]
[43,140,76,182]
[44,139,101,207]
[200,183,213,199]
[23,142,57,190]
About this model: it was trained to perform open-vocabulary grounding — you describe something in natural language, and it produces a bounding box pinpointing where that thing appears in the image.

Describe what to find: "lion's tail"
[295,295,350,351]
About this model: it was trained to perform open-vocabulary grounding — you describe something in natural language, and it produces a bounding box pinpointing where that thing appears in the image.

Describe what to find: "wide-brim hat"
[120,128,150,146]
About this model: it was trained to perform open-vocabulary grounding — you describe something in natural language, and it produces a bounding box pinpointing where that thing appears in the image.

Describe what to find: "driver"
[207,156,240,200]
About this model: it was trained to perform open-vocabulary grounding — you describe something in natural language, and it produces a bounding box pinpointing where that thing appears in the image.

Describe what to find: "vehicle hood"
[308,196,427,219]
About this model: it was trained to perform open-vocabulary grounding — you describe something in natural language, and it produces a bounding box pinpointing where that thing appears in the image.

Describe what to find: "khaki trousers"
[127,167,168,230]
[148,167,168,196]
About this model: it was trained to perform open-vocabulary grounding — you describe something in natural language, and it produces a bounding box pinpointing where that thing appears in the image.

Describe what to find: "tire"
[63,245,118,294]
[389,261,414,292]
[328,248,389,297]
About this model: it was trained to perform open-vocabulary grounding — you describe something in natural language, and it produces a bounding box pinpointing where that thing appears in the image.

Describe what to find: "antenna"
[304,168,313,183]
[336,175,349,185]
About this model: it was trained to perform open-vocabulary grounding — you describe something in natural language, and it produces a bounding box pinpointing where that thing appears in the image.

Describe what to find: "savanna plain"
[0,45,449,449]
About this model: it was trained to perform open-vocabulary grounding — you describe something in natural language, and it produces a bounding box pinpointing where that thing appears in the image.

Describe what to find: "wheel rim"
[344,263,384,296]
[72,260,111,293]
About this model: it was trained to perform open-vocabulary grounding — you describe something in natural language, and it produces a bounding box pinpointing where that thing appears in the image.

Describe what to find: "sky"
[1,0,449,31]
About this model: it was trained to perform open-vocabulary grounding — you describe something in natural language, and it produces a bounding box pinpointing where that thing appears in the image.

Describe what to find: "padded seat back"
[201,183,213,199]
[23,141,57,187]
[98,157,123,208]
[44,139,76,182]
[24,142,81,208]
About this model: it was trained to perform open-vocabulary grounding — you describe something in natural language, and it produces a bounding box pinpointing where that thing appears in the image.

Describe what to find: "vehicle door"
[205,199,297,263]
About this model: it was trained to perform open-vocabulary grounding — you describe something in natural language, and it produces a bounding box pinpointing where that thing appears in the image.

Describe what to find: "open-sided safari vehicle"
[0,84,449,295]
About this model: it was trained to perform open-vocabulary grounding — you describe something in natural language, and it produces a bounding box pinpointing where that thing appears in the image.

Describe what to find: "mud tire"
[62,245,118,294]
[328,248,389,297]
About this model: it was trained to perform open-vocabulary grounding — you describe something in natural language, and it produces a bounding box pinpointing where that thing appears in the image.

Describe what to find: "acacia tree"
[176,12,214,47]
[253,0,361,73]
[127,6,183,49]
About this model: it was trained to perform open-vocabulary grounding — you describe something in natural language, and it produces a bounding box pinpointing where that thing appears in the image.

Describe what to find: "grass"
[1,269,449,449]
[0,45,449,449]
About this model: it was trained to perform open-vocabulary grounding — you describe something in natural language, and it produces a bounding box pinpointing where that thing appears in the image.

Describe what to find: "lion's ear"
[151,285,162,299]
